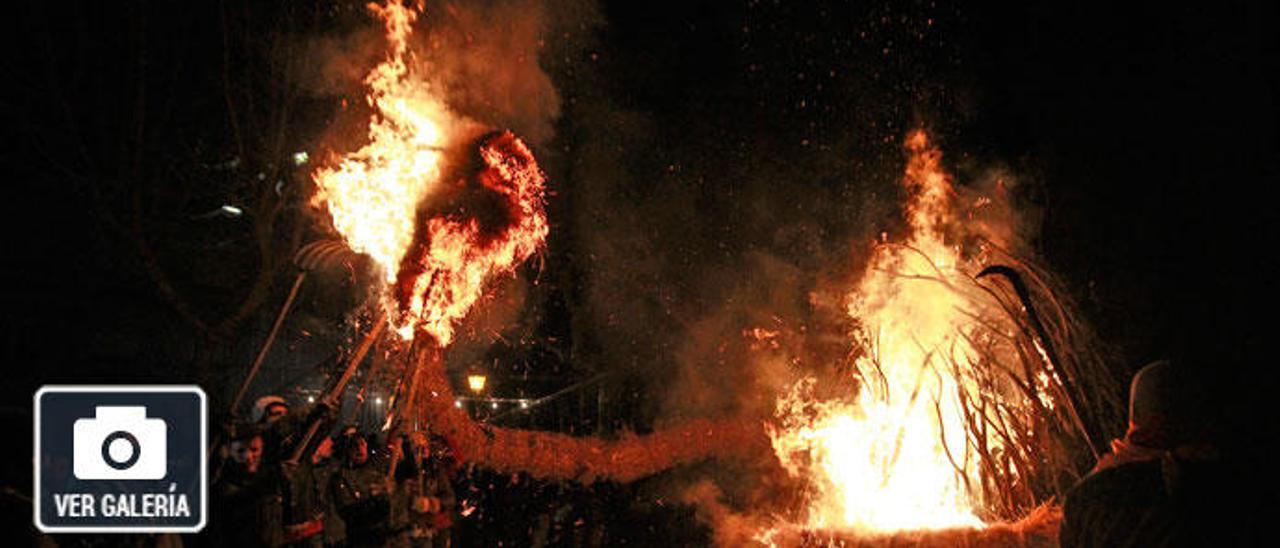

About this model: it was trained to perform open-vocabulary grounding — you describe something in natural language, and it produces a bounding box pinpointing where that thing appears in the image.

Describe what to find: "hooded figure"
[1060,360,1250,547]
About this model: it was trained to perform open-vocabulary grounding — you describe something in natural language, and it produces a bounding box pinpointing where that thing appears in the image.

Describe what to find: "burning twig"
[976,265,1100,459]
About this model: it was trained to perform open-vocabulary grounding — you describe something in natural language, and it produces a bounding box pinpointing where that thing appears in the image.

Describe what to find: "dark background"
[2,0,1276,540]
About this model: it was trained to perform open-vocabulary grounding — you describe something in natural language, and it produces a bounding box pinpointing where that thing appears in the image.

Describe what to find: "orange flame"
[394,131,548,345]
[311,0,451,282]
[769,130,1019,533]
[311,0,547,345]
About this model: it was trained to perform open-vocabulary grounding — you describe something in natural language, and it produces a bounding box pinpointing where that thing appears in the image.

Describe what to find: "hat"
[251,395,288,423]
[1127,360,1213,448]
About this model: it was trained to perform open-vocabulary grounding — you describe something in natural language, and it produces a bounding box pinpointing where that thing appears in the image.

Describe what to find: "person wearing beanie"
[1060,360,1249,547]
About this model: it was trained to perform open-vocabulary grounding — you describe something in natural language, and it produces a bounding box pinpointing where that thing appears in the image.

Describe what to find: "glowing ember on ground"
[768,130,1028,534]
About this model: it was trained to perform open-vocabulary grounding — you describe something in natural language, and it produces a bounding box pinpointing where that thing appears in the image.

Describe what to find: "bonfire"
[301,1,1123,545]
[760,132,1123,545]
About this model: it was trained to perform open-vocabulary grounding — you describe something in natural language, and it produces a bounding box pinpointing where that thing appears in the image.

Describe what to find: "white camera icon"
[73,406,167,480]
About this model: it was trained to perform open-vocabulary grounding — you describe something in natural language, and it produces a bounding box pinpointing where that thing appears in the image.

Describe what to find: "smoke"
[289,1,881,429]
[294,24,383,99]
[557,105,894,426]
[677,479,772,547]
[408,0,598,147]
[294,0,1091,540]
[295,0,598,147]
[291,3,1051,424]
[953,161,1044,259]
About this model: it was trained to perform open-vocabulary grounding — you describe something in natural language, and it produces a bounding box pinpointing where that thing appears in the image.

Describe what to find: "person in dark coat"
[211,429,284,547]
[1060,360,1253,547]
[280,436,335,547]
[252,394,337,547]
[329,430,398,547]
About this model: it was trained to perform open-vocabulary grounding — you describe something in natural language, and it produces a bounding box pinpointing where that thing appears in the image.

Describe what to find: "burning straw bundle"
[766,131,1125,536]
[856,248,1123,521]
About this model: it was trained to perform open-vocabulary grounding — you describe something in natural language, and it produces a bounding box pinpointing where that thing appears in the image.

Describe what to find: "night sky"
[2,0,1276,535]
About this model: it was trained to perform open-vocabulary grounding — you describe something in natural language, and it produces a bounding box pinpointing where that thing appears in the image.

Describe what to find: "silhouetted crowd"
[199,397,633,548]
[207,396,456,548]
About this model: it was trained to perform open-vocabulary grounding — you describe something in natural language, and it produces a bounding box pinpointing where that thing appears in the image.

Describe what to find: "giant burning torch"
[299,0,548,462]
[307,0,766,480]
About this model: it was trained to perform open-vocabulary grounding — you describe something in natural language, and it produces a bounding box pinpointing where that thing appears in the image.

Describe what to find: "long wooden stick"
[229,271,308,417]
[287,312,387,465]
[377,335,431,434]
[393,342,430,428]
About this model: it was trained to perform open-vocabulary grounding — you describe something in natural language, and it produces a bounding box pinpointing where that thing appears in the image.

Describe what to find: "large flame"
[769,130,1021,533]
[311,0,453,282]
[311,0,547,345]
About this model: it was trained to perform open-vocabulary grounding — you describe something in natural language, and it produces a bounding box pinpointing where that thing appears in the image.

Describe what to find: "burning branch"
[977,265,1100,458]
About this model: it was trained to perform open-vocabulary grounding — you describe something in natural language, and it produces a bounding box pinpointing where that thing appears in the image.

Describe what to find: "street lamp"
[467,374,487,394]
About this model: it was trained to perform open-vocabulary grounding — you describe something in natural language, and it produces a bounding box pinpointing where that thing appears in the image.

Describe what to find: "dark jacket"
[1060,456,1250,547]
[211,466,284,547]
[329,462,397,547]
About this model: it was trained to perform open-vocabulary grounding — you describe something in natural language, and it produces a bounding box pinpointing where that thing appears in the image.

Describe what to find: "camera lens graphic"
[101,430,141,470]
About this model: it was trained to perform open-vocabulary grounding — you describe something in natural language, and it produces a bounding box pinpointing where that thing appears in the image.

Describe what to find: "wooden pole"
[287,312,387,465]
[229,271,307,417]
